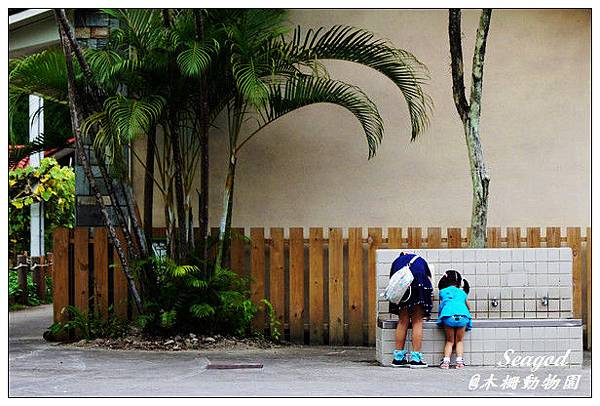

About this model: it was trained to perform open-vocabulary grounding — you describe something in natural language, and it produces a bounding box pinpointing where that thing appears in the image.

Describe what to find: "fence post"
[250,228,266,333]
[408,227,422,248]
[288,227,305,344]
[269,228,285,334]
[53,229,69,324]
[527,227,541,247]
[486,227,501,248]
[348,227,364,346]
[567,227,582,319]
[586,227,592,350]
[546,227,561,248]
[16,254,28,305]
[388,227,402,249]
[447,228,461,248]
[427,227,441,248]
[32,256,45,302]
[507,227,521,248]
[367,228,382,346]
[309,227,325,344]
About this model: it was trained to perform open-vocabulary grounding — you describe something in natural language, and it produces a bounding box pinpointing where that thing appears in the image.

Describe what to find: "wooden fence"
[52,226,592,349]
[10,253,53,305]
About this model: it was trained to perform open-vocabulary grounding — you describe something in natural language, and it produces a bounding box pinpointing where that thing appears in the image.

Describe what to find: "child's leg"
[443,326,455,358]
[410,305,424,352]
[395,309,410,350]
[455,327,466,357]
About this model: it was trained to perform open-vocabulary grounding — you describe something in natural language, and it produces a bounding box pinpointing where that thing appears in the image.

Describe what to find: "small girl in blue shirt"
[437,270,472,369]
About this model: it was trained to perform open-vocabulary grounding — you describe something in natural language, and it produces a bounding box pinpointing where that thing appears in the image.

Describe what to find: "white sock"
[456,356,464,362]
[443,357,450,363]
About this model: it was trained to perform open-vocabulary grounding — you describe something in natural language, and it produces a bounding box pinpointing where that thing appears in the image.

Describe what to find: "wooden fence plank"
[113,229,129,319]
[527,227,541,248]
[289,227,305,343]
[94,228,109,318]
[407,227,421,248]
[367,228,382,345]
[546,227,562,247]
[568,227,582,319]
[250,228,266,332]
[269,228,285,330]
[586,227,592,350]
[387,227,402,249]
[230,227,245,276]
[427,227,442,248]
[348,227,364,346]
[309,228,325,344]
[507,227,521,248]
[53,228,69,323]
[328,228,344,345]
[486,227,501,248]
[447,228,462,248]
[74,228,89,315]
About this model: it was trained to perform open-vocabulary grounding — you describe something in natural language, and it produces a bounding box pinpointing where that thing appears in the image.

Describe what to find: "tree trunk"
[449,8,492,248]
[143,125,156,245]
[167,116,188,261]
[56,13,143,314]
[195,9,210,270]
[214,154,236,272]
[56,9,146,260]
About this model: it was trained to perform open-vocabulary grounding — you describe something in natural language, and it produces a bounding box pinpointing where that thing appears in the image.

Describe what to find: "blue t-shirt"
[437,286,471,320]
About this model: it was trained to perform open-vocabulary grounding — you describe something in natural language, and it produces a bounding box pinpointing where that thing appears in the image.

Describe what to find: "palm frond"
[177,40,218,77]
[104,94,166,141]
[232,59,270,109]
[8,47,72,104]
[283,25,432,140]
[256,75,384,158]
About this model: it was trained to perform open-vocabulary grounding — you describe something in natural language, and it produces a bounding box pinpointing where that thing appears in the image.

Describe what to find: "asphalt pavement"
[9,305,591,397]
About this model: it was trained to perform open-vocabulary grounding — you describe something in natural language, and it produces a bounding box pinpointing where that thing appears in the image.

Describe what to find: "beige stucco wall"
[132,9,591,230]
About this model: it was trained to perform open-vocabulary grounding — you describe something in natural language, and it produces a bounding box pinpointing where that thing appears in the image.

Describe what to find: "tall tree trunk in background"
[56,12,143,314]
[169,118,189,262]
[195,10,210,270]
[449,9,492,248]
[214,154,236,272]
[143,126,157,245]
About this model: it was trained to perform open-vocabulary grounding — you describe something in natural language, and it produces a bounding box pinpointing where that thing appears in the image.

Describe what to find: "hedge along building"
[130,9,591,231]
[10,9,591,232]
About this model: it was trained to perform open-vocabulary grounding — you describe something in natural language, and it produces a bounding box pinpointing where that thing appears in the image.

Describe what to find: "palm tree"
[210,10,432,271]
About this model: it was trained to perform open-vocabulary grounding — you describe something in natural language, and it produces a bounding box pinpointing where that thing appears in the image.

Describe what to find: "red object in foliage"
[10,137,75,169]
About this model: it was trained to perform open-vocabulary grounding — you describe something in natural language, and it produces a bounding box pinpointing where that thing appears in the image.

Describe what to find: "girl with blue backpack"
[436,270,472,369]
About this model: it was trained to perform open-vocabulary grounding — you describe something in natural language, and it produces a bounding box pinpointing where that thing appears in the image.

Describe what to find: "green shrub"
[47,305,130,341]
[136,255,264,337]
[8,269,52,307]
[9,157,75,257]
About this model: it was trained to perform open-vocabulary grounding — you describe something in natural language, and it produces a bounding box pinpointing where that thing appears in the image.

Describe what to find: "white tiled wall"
[376,323,583,367]
[376,248,573,320]
[375,248,582,367]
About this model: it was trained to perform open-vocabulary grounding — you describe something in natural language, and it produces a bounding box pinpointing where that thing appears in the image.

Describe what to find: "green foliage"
[8,270,52,307]
[9,158,75,256]
[260,299,281,342]
[48,305,130,341]
[136,255,259,337]
[261,75,384,158]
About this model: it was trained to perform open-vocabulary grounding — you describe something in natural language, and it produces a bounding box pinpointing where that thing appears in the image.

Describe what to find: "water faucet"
[541,296,549,306]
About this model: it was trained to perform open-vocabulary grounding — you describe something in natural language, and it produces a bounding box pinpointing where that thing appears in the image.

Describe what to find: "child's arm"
[465,299,471,311]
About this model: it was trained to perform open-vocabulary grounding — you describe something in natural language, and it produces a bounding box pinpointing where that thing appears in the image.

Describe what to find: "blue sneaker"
[391,349,409,368]
[409,351,428,368]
